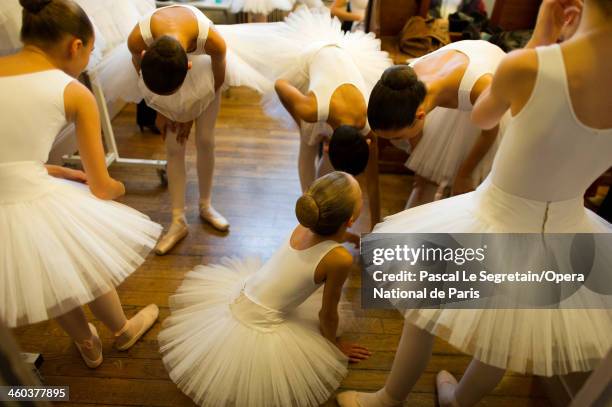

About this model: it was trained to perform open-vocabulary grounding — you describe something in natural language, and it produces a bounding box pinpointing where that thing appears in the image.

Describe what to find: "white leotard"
[307,45,371,135]
[0,70,73,164]
[245,237,341,311]
[491,44,612,202]
[139,4,210,55]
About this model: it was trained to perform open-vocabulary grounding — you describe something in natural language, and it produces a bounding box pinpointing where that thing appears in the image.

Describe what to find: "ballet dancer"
[126,4,234,255]
[218,7,393,225]
[0,0,161,368]
[159,172,371,406]
[367,38,508,208]
[338,0,612,406]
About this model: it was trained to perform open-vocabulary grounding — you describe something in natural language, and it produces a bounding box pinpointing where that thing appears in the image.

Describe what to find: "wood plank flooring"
[13,88,550,406]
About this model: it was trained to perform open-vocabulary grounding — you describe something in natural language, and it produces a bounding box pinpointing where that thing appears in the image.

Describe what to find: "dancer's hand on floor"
[337,341,372,363]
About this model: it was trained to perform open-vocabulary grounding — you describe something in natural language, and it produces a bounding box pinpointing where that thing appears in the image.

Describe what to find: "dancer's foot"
[114,304,159,351]
[75,323,103,368]
[154,219,188,255]
[199,204,229,231]
[436,370,460,407]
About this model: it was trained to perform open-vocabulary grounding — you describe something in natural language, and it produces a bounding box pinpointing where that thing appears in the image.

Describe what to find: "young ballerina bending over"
[275,74,381,226]
[159,171,371,407]
[0,0,161,368]
[338,0,612,406]
[368,38,507,208]
[127,4,230,255]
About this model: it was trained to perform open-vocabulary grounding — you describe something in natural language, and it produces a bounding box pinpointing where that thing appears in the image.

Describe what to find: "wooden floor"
[13,88,550,407]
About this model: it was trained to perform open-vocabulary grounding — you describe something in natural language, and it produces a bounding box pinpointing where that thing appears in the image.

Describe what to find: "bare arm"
[205,28,227,93]
[127,25,146,73]
[274,79,318,124]
[318,248,371,363]
[453,126,498,195]
[64,82,125,200]
[330,0,365,22]
[525,0,583,48]
[472,50,537,130]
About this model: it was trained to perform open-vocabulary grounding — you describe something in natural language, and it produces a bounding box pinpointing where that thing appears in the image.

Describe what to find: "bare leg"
[405,175,438,209]
[298,134,319,192]
[194,93,228,231]
[437,359,506,407]
[338,322,435,406]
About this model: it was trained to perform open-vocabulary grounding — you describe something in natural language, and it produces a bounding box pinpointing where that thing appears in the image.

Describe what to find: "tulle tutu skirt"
[158,257,349,407]
[406,108,508,188]
[217,7,392,129]
[373,177,612,376]
[0,162,162,327]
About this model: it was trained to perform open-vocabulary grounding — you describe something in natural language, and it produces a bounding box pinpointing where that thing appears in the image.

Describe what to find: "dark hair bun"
[295,194,319,229]
[20,0,52,14]
[381,65,417,91]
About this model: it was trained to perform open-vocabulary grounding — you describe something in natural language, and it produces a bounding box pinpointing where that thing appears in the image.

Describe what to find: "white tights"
[165,92,221,221]
[359,322,506,407]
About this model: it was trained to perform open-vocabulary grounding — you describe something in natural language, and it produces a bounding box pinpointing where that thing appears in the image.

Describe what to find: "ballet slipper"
[338,389,403,407]
[75,323,103,369]
[199,204,229,231]
[436,370,461,407]
[154,219,188,255]
[114,304,159,351]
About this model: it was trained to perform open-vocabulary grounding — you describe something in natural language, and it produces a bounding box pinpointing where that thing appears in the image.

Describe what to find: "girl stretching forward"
[122,4,270,255]
[159,172,371,407]
[0,0,161,368]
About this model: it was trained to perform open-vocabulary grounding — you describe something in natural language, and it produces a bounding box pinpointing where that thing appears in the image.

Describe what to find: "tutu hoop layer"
[374,178,612,376]
[0,162,161,327]
[159,257,349,407]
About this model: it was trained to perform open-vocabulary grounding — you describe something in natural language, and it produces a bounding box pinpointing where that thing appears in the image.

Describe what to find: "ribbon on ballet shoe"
[114,304,159,351]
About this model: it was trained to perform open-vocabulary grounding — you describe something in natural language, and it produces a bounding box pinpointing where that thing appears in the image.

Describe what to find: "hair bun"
[295,194,320,229]
[381,65,416,91]
[20,0,52,14]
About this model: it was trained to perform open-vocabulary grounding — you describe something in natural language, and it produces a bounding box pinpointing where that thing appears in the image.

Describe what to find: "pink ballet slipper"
[75,323,103,369]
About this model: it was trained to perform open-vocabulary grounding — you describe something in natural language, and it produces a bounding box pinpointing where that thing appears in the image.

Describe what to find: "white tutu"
[0,162,162,327]
[404,108,508,188]
[218,7,392,129]
[373,177,612,376]
[158,257,349,407]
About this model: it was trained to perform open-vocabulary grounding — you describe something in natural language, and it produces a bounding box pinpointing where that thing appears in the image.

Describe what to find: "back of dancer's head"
[368,65,426,131]
[295,172,361,236]
[20,0,94,47]
[329,126,369,176]
[141,36,188,95]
